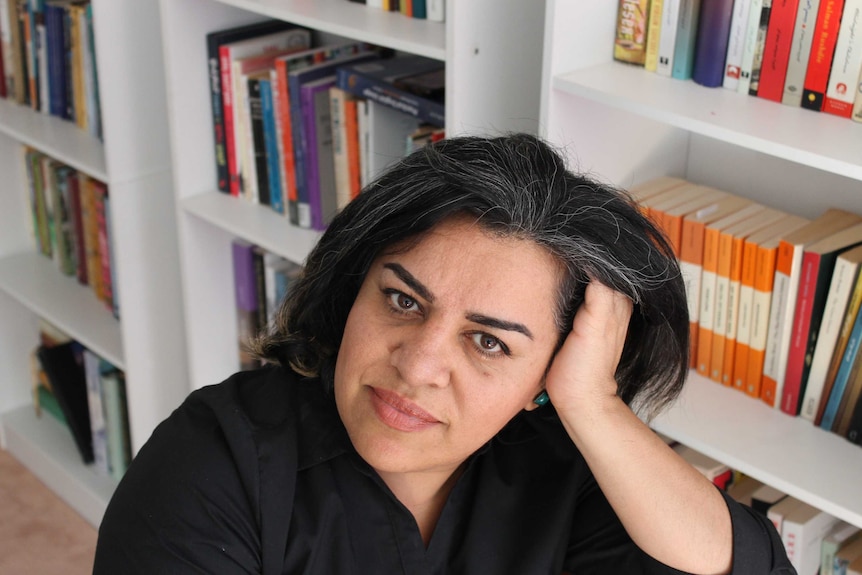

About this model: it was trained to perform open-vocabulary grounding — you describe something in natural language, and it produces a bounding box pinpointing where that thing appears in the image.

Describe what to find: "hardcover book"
[691,0,735,87]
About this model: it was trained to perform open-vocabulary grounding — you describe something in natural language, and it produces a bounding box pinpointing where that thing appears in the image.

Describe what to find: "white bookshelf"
[0,0,189,528]
[158,0,546,391]
[541,0,862,530]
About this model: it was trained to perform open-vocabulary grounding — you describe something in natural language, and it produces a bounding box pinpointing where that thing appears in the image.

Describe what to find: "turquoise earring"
[533,391,550,406]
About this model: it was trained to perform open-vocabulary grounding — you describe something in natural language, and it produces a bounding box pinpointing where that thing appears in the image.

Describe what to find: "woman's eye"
[470,333,507,356]
[388,291,418,313]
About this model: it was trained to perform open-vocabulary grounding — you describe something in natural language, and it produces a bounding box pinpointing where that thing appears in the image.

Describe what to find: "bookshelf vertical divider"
[540,0,862,530]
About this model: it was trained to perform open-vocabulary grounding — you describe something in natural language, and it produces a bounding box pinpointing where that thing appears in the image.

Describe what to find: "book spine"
[724,0,754,89]
[757,0,802,102]
[259,77,282,212]
[330,86,352,210]
[269,68,287,215]
[301,82,323,230]
[692,0,736,87]
[672,0,703,79]
[207,37,228,193]
[644,0,665,71]
[335,66,445,127]
[344,95,362,200]
[697,225,721,376]
[746,243,779,396]
[614,0,651,65]
[231,239,261,371]
[731,238,760,389]
[220,45,240,197]
[760,240,795,406]
[275,59,300,225]
[657,0,681,76]
[781,252,821,413]
[427,0,444,21]
[749,0,775,94]
[311,84,338,230]
[801,0,845,110]
[781,0,822,106]
[83,349,109,476]
[710,230,736,382]
[846,387,862,442]
[288,72,312,228]
[820,296,862,429]
[680,219,706,368]
[823,0,862,117]
[739,0,766,93]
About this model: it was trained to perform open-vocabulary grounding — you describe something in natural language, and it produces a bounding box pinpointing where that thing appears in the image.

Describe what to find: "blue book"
[691,0,735,87]
[671,0,702,80]
[287,51,378,228]
[335,55,445,127]
[259,77,284,214]
[821,305,862,431]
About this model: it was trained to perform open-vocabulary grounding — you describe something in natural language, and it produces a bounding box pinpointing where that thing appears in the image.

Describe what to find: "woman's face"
[334,216,562,483]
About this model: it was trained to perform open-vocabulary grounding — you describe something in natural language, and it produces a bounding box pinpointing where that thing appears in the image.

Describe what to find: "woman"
[94,134,793,574]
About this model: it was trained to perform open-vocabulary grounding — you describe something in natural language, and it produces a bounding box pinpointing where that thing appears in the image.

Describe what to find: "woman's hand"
[544,280,632,418]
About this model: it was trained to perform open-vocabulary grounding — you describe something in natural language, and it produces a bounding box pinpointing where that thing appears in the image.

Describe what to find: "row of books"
[231,238,303,372]
[346,0,445,22]
[613,0,862,121]
[633,176,862,445]
[24,146,117,317]
[33,319,130,480]
[667,435,860,574]
[206,20,445,231]
[0,0,103,139]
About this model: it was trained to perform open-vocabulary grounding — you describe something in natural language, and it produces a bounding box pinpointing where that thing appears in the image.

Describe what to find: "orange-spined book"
[734,215,810,395]
[710,208,787,384]
[696,203,767,378]
[655,186,728,257]
[781,222,862,415]
[761,208,862,408]
[642,182,704,229]
[680,194,753,368]
[627,176,689,214]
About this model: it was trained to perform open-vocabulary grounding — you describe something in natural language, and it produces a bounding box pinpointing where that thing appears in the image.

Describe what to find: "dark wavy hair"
[251,133,689,420]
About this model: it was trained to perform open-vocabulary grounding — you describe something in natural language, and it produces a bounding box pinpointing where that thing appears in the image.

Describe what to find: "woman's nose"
[390,323,453,389]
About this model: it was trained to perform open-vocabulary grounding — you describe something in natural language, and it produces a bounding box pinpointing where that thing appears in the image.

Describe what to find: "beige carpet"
[0,448,97,574]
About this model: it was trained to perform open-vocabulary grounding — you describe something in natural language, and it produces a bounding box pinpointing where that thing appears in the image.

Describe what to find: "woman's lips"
[370,387,441,431]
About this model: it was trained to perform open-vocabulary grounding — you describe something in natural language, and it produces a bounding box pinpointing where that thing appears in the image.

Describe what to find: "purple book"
[691,0,735,87]
[231,239,260,370]
[300,75,339,231]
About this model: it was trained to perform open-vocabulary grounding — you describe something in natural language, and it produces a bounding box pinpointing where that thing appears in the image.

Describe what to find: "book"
[819,297,862,430]
[218,26,311,197]
[272,41,369,226]
[628,175,689,210]
[710,208,787,384]
[657,0,682,76]
[259,76,284,213]
[335,54,445,127]
[329,85,358,210]
[835,535,862,575]
[738,0,767,93]
[672,0,703,79]
[365,98,422,179]
[801,0,846,110]
[287,51,378,228]
[750,483,788,516]
[726,474,765,506]
[767,494,804,536]
[756,0,801,102]
[231,239,262,371]
[680,193,753,368]
[800,244,862,421]
[644,183,718,252]
[760,209,862,408]
[732,215,809,393]
[834,353,862,435]
[206,20,298,194]
[696,203,767,377]
[645,0,665,71]
[673,444,733,489]
[823,0,862,117]
[427,0,444,21]
[821,522,861,575]
[245,73,270,206]
[748,0,775,94]
[846,380,862,443]
[300,75,339,231]
[614,0,651,65]
[691,0,736,87]
[723,0,754,89]
[101,367,130,480]
[36,341,93,464]
[781,221,862,415]
[781,502,841,575]
[781,0,823,106]
[83,348,108,476]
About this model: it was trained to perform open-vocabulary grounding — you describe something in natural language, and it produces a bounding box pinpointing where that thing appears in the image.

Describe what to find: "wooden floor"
[0,448,97,574]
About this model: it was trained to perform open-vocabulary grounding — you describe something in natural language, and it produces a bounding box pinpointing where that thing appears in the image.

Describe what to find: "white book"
[767,495,803,537]
[656,0,681,76]
[782,0,822,106]
[723,0,753,90]
[427,0,445,22]
[366,100,421,180]
[800,248,862,421]
[782,502,841,575]
[824,0,862,116]
[356,98,371,189]
[740,0,770,94]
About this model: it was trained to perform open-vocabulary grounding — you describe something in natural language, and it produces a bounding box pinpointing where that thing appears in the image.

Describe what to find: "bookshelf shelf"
[554,63,862,183]
[1,405,118,527]
[542,0,862,531]
[0,252,124,369]
[652,374,862,529]
[0,99,107,181]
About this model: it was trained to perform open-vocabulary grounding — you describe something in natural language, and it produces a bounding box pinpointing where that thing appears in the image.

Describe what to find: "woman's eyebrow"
[466,313,534,340]
[383,263,435,302]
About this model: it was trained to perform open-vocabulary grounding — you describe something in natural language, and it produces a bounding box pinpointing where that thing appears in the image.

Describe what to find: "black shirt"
[93,365,796,574]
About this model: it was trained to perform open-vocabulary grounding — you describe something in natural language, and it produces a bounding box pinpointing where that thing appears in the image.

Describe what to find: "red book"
[757,0,801,102]
[801,0,846,111]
